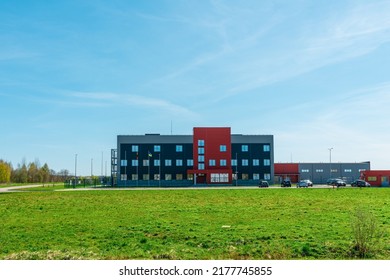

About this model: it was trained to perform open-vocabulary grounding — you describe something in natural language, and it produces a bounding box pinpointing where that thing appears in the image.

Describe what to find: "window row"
[120,173,271,181]
[130,145,185,153]
[302,169,359,173]
[121,159,194,167]
[121,158,271,167]
[130,144,271,153]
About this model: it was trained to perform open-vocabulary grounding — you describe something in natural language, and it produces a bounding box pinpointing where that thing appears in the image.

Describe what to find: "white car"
[297,180,309,188]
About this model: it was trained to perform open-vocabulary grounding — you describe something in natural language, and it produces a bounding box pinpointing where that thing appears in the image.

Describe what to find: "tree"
[0,160,12,184]
[40,163,50,186]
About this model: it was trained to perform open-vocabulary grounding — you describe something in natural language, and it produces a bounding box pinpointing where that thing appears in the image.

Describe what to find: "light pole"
[74,154,78,188]
[328,148,333,179]
[91,158,93,177]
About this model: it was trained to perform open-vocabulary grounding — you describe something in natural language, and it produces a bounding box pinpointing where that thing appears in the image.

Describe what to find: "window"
[209,159,216,166]
[220,159,227,166]
[131,174,138,180]
[132,160,138,166]
[120,160,127,166]
[301,169,309,173]
[242,145,248,152]
[331,169,338,173]
[176,174,183,180]
[154,174,160,180]
[359,169,366,172]
[242,173,249,180]
[367,176,377,181]
[198,139,204,146]
[187,174,194,180]
[198,155,204,162]
[165,159,172,166]
[198,163,205,170]
[198,147,205,154]
[344,169,352,173]
[232,173,237,180]
[264,159,271,166]
[154,159,160,166]
[165,174,172,180]
[231,159,237,166]
[143,159,149,166]
[176,159,183,166]
[253,173,260,180]
[220,145,227,152]
[316,169,323,173]
[120,174,127,180]
[264,173,271,180]
[154,145,160,152]
[242,159,248,166]
[253,159,260,166]
[187,159,193,166]
[132,145,138,152]
[211,173,229,182]
[263,145,270,152]
[176,145,183,152]
[143,174,149,180]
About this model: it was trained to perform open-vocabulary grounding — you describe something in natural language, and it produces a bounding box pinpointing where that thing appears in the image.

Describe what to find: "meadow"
[0,187,389,260]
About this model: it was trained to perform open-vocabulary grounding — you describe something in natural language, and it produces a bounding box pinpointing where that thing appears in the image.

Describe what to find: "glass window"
[176,159,183,166]
[264,159,271,166]
[263,145,270,152]
[154,174,160,180]
[132,145,138,152]
[198,147,205,154]
[176,174,183,180]
[132,160,138,166]
[187,174,194,180]
[165,159,172,166]
[165,174,172,180]
[143,174,149,180]
[264,173,271,180]
[209,159,216,166]
[301,169,309,172]
[176,145,183,152]
[344,169,352,172]
[198,139,204,146]
[253,173,260,180]
[187,159,193,166]
[154,145,160,152]
[198,163,205,170]
[131,174,138,180]
[143,159,149,166]
[120,174,127,180]
[120,160,127,167]
[242,145,248,152]
[242,173,249,180]
[253,159,260,166]
[220,145,227,152]
[198,155,204,162]
[231,159,237,166]
[220,159,227,166]
[316,169,323,173]
[242,159,249,166]
[154,159,160,166]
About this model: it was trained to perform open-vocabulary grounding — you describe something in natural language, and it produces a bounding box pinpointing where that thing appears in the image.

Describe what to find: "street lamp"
[74,154,78,188]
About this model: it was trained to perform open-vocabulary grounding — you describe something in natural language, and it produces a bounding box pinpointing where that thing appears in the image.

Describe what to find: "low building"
[360,170,390,187]
[275,162,370,184]
[112,127,274,187]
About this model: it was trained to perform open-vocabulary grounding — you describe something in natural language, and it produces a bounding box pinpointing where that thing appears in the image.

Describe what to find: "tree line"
[0,159,70,185]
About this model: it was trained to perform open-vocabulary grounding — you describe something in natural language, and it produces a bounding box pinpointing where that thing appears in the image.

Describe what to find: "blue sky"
[1,0,390,175]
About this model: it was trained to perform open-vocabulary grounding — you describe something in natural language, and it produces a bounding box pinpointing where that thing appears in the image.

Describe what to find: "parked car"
[302,179,313,187]
[259,181,269,188]
[351,179,370,187]
[327,178,346,187]
[297,180,309,188]
[281,179,292,187]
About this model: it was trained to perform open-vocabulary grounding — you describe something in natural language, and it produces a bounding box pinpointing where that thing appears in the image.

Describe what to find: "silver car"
[297,180,309,188]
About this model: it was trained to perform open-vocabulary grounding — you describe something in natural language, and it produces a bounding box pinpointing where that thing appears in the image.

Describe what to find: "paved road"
[0,184,45,193]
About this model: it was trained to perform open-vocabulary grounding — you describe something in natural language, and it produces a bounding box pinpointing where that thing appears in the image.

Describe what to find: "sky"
[1,0,390,176]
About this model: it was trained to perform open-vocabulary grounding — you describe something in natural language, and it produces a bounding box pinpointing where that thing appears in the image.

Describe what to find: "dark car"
[351,179,370,187]
[281,179,291,187]
[327,178,346,187]
[259,181,269,188]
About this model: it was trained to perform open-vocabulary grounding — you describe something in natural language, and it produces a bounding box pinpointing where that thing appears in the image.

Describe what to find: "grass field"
[0,188,389,260]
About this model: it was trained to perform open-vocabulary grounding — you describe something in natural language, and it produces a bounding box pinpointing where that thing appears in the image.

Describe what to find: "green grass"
[0,188,389,260]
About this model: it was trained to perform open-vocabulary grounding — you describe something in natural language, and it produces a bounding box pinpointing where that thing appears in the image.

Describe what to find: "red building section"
[274,163,299,183]
[360,170,390,187]
[188,127,232,184]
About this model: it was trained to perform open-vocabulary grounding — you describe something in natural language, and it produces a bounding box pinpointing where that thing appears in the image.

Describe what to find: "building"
[275,162,370,184]
[360,170,390,187]
[112,127,274,186]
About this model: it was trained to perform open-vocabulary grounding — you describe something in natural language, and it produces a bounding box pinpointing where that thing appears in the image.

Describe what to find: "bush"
[351,207,381,258]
